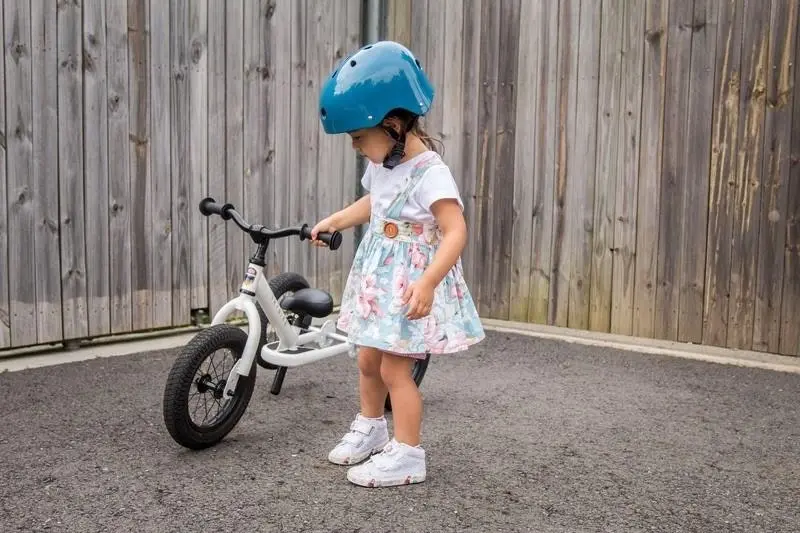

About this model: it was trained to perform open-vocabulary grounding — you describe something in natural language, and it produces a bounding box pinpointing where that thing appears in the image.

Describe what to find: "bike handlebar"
[198,197,342,251]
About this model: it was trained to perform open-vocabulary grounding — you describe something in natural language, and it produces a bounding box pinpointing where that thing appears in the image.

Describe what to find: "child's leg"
[380,352,422,446]
[358,346,387,418]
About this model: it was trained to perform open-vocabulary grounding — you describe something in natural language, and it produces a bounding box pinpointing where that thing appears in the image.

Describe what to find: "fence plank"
[225,0,245,302]
[107,0,132,333]
[441,0,464,189]
[703,0,743,348]
[129,0,153,331]
[753,0,797,352]
[425,0,445,141]
[207,0,227,313]
[780,7,800,356]
[678,0,718,343]
[460,0,481,290]
[610,0,646,335]
[654,0,693,342]
[474,0,500,316]
[531,0,560,325]
[170,0,190,325]
[567,0,601,330]
[83,0,111,337]
[550,0,580,328]
[0,1,8,347]
[633,0,669,338]
[301,0,322,287]
[58,0,88,341]
[150,0,173,327]
[590,0,624,332]
[510,0,540,323]
[288,0,307,286]
[314,0,335,293]
[337,0,361,297]
[189,0,208,312]
[32,0,63,343]
[727,0,770,350]
[487,0,520,320]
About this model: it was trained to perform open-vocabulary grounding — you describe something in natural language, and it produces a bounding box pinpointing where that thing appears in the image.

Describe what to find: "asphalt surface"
[1,329,798,533]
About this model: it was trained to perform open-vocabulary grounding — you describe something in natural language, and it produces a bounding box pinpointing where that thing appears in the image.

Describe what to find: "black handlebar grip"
[300,224,342,251]
[199,197,233,219]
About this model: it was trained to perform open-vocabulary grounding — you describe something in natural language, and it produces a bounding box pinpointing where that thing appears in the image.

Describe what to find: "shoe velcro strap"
[352,419,375,435]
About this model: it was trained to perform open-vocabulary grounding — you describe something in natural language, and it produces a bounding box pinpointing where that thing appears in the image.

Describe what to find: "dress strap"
[385,153,441,219]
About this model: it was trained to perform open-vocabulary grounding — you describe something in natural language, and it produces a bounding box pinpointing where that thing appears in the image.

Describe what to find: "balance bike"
[162,197,430,450]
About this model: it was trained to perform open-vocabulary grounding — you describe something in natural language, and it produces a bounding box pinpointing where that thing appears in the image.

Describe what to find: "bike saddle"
[279,288,334,318]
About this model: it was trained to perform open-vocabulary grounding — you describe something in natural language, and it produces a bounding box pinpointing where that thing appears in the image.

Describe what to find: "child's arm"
[403,198,467,319]
[310,194,371,243]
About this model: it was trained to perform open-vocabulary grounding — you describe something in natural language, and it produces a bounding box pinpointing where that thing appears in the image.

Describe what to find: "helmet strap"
[381,125,406,169]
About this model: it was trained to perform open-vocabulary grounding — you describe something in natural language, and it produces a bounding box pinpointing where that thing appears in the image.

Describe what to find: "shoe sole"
[346,470,427,488]
[327,439,390,466]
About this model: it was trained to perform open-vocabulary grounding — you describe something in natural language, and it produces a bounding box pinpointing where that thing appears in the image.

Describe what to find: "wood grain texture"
[610,0,646,336]
[590,0,625,332]
[32,0,63,343]
[5,0,36,346]
[474,0,500,316]
[633,0,669,339]
[779,0,800,356]
[0,1,8,347]
[170,0,190,325]
[107,0,132,333]
[655,0,693,342]
[678,0,717,343]
[189,0,208,311]
[703,0,743,348]
[459,0,481,291]
[727,0,770,350]
[288,0,307,285]
[83,0,111,337]
[225,0,245,303]
[752,0,797,352]
[207,0,227,314]
[568,0,601,330]
[150,0,173,327]
[550,0,580,328]
[129,0,153,331]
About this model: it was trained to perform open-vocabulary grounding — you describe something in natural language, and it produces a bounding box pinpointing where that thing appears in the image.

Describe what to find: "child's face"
[349,127,392,165]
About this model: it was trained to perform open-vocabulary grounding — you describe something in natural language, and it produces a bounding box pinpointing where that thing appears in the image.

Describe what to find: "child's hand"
[402,279,435,320]
[310,217,337,247]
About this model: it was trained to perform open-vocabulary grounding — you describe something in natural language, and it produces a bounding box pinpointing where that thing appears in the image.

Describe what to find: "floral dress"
[336,152,485,357]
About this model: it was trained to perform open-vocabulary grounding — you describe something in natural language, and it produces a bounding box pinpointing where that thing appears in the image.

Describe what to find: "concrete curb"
[481,318,800,375]
[2,317,799,375]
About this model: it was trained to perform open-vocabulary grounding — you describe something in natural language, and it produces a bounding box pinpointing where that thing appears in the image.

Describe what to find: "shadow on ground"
[1,330,798,532]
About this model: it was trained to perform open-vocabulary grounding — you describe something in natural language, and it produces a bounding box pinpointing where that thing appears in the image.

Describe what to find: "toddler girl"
[310,41,484,487]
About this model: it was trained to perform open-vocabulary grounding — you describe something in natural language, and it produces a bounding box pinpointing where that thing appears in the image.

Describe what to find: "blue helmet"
[319,41,435,134]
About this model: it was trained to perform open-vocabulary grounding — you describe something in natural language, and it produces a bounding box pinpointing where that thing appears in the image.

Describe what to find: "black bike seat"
[279,288,334,318]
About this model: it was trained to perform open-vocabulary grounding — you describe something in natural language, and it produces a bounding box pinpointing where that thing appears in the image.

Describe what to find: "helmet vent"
[320,108,327,118]
[415,59,421,68]
[350,60,357,67]
[364,45,373,49]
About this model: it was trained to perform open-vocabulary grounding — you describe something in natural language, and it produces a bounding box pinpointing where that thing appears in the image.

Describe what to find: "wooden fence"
[387,0,800,356]
[2,0,800,359]
[0,0,361,350]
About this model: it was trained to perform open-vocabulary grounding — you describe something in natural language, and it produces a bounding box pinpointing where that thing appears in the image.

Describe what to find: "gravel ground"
[1,329,798,533]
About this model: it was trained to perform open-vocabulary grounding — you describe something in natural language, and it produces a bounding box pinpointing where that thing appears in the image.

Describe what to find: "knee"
[380,356,413,389]
[357,347,382,378]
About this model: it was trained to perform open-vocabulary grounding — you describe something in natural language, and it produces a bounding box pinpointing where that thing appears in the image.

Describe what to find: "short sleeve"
[413,164,464,212]
[360,162,375,191]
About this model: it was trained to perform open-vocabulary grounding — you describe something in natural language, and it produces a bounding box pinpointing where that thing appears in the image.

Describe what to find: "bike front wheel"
[162,324,257,449]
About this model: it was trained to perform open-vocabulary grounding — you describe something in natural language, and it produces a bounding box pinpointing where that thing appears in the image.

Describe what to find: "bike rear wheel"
[162,324,257,449]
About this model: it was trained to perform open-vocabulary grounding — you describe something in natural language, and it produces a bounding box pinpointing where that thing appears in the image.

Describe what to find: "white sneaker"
[327,414,390,465]
[346,438,426,487]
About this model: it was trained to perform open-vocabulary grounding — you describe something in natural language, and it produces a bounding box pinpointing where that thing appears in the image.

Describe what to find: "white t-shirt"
[360,151,464,223]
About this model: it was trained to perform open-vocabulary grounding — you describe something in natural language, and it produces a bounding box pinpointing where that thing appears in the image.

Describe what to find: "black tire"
[255,272,312,370]
[162,324,257,450]
[385,352,431,412]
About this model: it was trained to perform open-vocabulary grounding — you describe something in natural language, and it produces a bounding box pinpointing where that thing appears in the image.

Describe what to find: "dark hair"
[385,109,444,155]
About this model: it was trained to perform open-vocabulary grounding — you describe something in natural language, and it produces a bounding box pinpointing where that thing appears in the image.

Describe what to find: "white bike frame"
[211,261,354,398]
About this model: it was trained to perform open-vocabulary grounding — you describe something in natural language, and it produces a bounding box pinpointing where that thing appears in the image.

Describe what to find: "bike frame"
[211,261,354,398]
